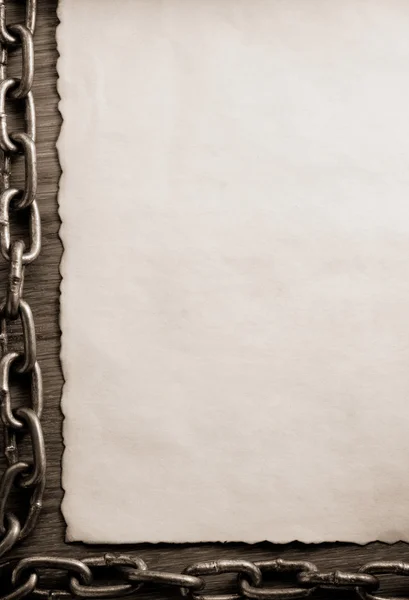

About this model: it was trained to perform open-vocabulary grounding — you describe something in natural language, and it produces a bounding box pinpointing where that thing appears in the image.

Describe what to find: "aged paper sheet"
[58,0,409,543]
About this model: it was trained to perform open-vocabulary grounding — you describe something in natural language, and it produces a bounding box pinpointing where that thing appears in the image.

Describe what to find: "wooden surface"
[3,1,409,597]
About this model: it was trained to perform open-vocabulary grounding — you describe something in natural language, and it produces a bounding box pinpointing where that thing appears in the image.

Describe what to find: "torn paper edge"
[54,0,403,546]
[55,0,73,543]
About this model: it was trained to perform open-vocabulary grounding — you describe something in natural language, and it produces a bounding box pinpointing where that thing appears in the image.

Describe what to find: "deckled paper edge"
[53,0,399,546]
[55,0,73,543]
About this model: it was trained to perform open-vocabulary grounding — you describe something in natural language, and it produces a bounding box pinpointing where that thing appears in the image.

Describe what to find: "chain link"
[12,557,93,599]
[0,0,44,562]
[1,553,409,600]
[3,238,24,319]
[180,560,263,600]
[69,554,148,598]
[237,560,318,600]
[0,2,405,599]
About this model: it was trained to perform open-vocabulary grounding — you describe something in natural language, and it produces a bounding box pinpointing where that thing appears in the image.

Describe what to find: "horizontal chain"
[1,554,409,600]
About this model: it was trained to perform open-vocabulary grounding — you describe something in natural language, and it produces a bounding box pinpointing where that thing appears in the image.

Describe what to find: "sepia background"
[2,1,409,597]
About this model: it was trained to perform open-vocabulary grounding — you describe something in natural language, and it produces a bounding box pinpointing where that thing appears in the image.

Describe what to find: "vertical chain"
[0,0,44,559]
[0,0,9,198]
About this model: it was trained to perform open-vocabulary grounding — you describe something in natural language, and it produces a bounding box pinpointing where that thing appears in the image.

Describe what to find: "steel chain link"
[2,552,409,600]
[0,0,44,567]
[0,1,405,599]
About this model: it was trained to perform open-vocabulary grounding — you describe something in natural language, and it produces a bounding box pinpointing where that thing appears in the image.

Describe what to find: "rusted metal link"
[357,562,409,600]
[238,560,318,600]
[0,0,36,45]
[181,560,263,600]
[70,554,148,598]
[1,572,37,600]
[297,568,379,591]
[12,556,92,599]
[122,565,204,590]
[0,79,35,154]
[0,298,37,373]
[0,461,44,540]
[11,407,45,487]
[8,132,37,209]
[4,239,24,319]
[0,512,19,559]
[0,351,43,429]
[5,24,33,100]
[0,188,41,265]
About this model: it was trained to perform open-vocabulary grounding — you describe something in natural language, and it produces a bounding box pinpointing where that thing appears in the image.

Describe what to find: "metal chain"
[0,2,405,600]
[1,553,409,600]
[0,0,44,564]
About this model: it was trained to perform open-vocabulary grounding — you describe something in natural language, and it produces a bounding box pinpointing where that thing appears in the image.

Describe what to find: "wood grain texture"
[2,1,409,598]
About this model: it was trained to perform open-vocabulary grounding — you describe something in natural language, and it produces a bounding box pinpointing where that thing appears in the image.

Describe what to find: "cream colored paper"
[58,0,409,543]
